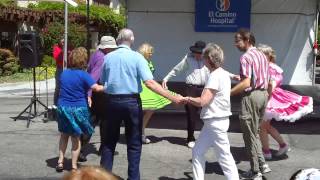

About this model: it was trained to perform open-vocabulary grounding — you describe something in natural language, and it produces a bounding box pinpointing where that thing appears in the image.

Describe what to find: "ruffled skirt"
[264,87,313,122]
[140,82,173,110]
[57,106,94,136]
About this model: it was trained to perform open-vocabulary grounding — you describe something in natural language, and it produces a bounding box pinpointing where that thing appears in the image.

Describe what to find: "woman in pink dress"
[257,44,313,160]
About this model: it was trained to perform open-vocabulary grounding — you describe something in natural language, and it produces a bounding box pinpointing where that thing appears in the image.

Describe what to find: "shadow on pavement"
[46,157,73,171]
[81,142,100,157]
[158,172,193,180]
[149,113,320,135]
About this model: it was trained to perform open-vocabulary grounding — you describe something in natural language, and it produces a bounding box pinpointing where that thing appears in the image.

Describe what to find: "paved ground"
[0,80,320,180]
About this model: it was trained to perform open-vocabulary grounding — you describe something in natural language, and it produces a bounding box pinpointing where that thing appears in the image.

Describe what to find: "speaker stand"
[14,67,48,128]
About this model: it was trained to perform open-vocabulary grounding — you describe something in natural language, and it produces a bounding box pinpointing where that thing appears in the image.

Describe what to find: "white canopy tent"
[127,0,319,85]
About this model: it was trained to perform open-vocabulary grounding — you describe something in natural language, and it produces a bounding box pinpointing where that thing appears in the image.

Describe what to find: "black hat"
[189,41,206,53]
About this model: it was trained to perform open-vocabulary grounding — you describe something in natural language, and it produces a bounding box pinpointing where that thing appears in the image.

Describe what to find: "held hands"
[171,94,190,105]
[170,94,186,105]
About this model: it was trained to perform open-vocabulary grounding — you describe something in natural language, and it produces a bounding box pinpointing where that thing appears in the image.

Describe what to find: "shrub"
[40,21,87,57]
[0,49,20,76]
[41,55,56,67]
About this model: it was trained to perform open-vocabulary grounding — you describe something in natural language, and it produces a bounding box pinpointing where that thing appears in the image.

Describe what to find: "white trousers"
[192,117,239,180]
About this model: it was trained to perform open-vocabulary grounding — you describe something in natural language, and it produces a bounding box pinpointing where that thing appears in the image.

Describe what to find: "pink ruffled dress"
[264,63,313,122]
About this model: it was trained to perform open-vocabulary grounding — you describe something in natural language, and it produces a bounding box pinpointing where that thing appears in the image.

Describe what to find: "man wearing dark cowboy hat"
[162,40,210,148]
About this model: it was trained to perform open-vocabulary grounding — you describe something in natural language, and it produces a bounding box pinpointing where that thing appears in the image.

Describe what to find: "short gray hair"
[202,43,224,68]
[116,28,134,45]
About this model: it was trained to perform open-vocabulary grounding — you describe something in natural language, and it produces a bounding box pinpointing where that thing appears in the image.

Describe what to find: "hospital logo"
[216,0,230,11]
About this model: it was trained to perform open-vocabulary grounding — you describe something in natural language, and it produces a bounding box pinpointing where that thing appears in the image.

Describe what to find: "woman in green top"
[138,43,173,144]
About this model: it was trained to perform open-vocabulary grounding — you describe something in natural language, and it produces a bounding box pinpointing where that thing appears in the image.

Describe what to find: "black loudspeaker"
[18,32,44,68]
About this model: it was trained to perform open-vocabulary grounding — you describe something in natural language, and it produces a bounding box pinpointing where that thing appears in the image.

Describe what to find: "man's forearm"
[187,97,202,107]
[145,80,177,102]
[231,78,250,96]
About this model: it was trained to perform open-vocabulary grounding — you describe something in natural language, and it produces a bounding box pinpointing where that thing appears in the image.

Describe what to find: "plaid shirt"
[240,47,269,92]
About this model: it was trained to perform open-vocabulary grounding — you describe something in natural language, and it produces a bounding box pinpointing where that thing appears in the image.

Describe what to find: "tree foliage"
[28,2,126,37]
[40,21,87,56]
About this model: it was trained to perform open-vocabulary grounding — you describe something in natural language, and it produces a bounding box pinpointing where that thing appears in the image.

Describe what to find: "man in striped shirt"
[231,29,271,180]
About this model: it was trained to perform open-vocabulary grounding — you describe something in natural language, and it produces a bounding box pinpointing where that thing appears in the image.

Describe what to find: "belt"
[106,94,140,98]
[187,84,204,88]
[243,88,266,95]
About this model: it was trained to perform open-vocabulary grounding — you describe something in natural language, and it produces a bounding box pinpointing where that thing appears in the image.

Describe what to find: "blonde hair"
[63,166,123,180]
[68,47,88,69]
[257,44,276,63]
[138,43,153,59]
[202,43,224,68]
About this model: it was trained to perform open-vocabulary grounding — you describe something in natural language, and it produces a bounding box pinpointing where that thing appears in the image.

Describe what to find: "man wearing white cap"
[79,36,118,162]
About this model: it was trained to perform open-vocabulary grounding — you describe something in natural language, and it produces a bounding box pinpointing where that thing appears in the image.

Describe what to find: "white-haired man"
[99,28,183,180]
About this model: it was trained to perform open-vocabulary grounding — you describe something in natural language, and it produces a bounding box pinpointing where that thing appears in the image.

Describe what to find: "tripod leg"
[14,101,33,121]
[27,101,33,128]
[36,98,48,109]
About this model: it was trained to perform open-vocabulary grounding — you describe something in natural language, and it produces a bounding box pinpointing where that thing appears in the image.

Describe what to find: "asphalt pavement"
[0,80,319,180]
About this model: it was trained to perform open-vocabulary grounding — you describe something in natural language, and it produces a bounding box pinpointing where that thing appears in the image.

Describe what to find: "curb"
[0,78,55,97]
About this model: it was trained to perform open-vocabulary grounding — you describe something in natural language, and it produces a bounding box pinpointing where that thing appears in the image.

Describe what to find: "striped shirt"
[240,47,269,92]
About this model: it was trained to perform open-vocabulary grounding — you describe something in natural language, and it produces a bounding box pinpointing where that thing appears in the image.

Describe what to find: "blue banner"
[195,0,251,32]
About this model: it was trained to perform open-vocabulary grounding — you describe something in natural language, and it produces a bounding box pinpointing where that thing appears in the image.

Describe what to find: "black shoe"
[78,152,87,162]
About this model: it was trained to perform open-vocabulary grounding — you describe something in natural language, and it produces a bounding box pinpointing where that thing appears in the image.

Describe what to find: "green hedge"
[28,2,126,36]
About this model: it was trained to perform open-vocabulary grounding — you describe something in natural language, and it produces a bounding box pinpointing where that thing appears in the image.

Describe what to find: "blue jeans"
[100,95,143,180]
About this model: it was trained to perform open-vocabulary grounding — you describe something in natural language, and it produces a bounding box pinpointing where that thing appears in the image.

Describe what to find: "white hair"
[116,28,134,45]
[202,43,224,68]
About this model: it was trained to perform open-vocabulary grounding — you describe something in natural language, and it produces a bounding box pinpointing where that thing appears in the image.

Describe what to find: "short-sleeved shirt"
[269,63,283,88]
[87,49,105,97]
[200,67,232,119]
[53,44,63,68]
[87,49,105,83]
[240,47,269,92]
[100,45,153,94]
[58,69,95,107]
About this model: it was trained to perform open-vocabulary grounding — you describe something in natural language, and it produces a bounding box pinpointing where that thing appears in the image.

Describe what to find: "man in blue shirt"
[99,28,183,180]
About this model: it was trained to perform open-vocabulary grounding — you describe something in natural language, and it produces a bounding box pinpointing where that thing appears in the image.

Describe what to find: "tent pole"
[313,1,319,85]
[63,1,68,69]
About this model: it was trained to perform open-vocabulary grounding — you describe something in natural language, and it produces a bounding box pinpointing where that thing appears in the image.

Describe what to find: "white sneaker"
[263,152,272,160]
[142,135,151,144]
[187,141,195,148]
[240,170,263,180]
[260,164,272,174]
[275,144,290,156]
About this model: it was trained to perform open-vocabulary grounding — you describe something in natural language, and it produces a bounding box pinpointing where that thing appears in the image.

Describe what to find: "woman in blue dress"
[56,47,104,172]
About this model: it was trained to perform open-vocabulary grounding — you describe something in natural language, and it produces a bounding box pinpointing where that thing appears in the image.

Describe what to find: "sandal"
[55,162,63,172]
